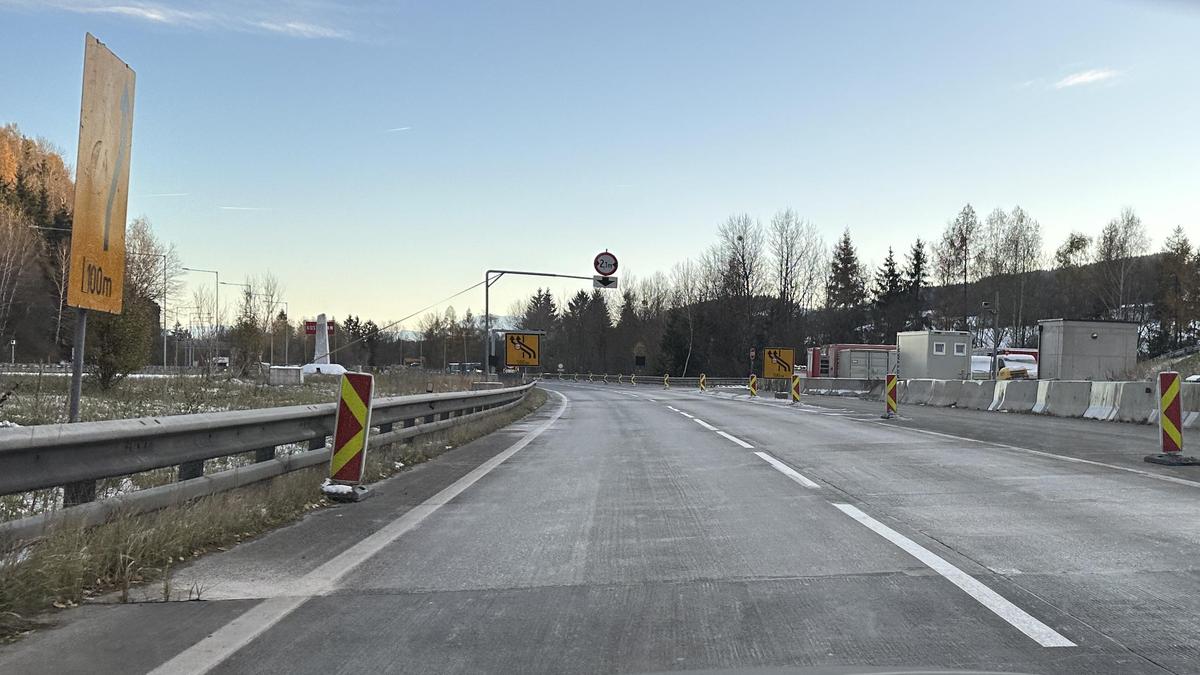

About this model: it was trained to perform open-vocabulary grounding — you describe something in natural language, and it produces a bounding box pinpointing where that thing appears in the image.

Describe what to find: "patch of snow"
[302,363,347,376]
[0,420,20,428]
[320,479,353,495]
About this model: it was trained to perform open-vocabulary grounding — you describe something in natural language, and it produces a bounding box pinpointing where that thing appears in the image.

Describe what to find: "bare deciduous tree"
[0,202,40,340]
[1093,207,1149,320]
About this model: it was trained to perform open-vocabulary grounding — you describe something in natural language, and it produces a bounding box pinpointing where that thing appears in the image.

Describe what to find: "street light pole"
[982,294,1000,379]
[183,267,219,363]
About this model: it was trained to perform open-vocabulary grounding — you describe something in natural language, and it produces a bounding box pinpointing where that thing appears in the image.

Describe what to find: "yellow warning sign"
[68,34,136,315]
[505,332,541,367]
[762,347,795,379]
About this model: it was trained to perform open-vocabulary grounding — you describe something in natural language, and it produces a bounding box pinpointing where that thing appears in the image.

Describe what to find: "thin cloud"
[254,20,348,40]
[218,205,270,211]
[88,4,204,24]
[14,1,352,39]
[1054,68,1120,89]
[387,126,412,132]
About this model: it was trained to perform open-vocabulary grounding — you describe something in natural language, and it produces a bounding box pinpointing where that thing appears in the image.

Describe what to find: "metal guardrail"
[0,383,535,500]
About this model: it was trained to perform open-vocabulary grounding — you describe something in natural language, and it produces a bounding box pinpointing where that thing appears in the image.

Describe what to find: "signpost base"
[1143,454,1200,466]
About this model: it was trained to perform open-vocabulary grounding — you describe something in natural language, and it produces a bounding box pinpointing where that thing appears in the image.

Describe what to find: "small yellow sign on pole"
[762,348,795,379]
[504,332,541,367]
[67,34,136,315]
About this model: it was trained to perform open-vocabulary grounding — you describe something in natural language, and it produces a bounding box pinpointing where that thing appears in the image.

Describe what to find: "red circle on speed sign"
[594,251,618,276]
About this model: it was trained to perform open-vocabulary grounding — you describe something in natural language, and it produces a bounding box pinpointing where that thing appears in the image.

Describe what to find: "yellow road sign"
[505,332,541,367]
[68,34,136,315]
[762,347,795,379]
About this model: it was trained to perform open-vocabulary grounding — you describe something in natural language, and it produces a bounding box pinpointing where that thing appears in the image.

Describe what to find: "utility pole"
[982,294,1000,379]
[183,267,219,364]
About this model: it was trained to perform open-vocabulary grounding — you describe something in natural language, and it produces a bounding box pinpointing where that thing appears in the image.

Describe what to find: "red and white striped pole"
[1145,371,1197,465]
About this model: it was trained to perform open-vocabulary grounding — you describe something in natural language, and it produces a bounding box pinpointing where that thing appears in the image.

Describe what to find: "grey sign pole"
[482,269,598,382]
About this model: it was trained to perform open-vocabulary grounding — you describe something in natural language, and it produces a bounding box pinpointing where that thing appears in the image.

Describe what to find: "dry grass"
[0,370,503,521]
[1128,351,1200,381]
[0,369,479,426]
[0,387,547,641]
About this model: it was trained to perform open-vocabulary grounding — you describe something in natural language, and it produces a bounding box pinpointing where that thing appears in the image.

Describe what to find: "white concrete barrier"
[1032,380,1051,414]
[956,380,996,410]
[1035,381,1092,417]
[927,379,962,407]
[993,380,1037,412]
[1114,381,1156,424]
[1183,382,1200,429]
[903,379,934,405]
[1083,381,1120,421]
[988,380,1008,411]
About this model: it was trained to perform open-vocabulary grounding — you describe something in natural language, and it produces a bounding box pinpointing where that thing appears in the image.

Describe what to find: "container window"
[933,342,946,355]
[954,342,967,356]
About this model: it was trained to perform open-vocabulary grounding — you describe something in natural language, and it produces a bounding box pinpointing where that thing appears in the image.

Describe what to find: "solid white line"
[699,387,1200,491]
[896,426,1200,490]
[666,405,680,412]
[149,391,572,675]
[693,418,717,431]
[832,503,1075,648]
[717,430,754,448]
[754,452,818,487]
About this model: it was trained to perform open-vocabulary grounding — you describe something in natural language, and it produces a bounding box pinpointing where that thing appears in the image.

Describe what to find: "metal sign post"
[483,268,598,381]
[63,35,136,505]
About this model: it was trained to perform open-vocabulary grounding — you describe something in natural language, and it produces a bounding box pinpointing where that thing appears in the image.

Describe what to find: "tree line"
[2,123,1196,384]
[510,206,1196,376]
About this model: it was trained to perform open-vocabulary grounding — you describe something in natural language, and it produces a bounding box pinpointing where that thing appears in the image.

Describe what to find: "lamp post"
[220,282,288,365]
[182,267,219,362]
[981,294,1000,379]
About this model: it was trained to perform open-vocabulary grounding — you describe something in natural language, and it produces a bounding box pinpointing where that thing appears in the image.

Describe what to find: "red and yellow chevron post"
[749,374,758,397]
[699,373,706,391]
[790,374,801,403]
[883,373,898,419]
[329,372,374,485]
[663,374,670,389]
[1146,371,1197,465]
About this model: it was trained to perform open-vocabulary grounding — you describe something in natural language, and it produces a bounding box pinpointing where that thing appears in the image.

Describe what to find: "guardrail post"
[254,446,276,463]
[379,422,393,434]
[308,435,326,451]
[402,418,415,444]
[178,460,204,481]
[63,480,96,506]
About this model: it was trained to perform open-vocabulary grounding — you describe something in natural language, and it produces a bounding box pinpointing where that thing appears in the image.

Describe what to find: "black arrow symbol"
[510,335,536,358]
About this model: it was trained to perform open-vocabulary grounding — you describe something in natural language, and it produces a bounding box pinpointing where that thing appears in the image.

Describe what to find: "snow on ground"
[0,420,19,428]
[320,480,353,495]
[302,363,347,376]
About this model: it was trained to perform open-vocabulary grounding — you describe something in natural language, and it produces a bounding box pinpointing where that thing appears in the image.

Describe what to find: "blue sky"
[1,0,1197,327]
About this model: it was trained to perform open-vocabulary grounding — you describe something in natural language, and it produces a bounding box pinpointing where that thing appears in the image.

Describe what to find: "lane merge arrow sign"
[593,275,619,289]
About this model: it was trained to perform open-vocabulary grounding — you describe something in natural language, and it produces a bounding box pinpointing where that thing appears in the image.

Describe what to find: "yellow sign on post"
[504,332,541,367]
[762,348,795,379]
[68,34,136,315]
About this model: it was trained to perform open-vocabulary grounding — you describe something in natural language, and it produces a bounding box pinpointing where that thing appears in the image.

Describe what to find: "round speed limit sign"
[594,251,618,276]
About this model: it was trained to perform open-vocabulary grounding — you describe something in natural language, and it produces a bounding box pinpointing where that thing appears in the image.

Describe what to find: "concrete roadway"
[3,382,1199,674]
